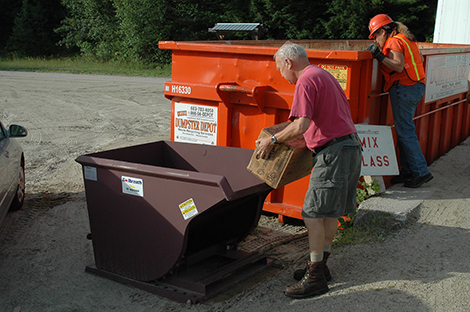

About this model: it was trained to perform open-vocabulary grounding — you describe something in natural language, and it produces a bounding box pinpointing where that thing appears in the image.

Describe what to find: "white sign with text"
[174,102,218,145]
[424,53,470,103]
[355,125,399,176]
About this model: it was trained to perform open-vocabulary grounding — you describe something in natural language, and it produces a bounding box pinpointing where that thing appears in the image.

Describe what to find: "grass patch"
[333,178,388,248]
[0,56,171,77]
[333,224,390,248]
[333,227,372,247]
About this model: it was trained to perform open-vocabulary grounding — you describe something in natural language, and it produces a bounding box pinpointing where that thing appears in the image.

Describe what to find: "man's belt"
[313,133,357,155]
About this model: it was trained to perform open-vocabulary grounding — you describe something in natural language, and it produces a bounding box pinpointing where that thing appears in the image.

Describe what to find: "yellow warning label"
[179,198,199,220]
[182,206,196,215]
[319,64,348,90]
[179,198,193,208]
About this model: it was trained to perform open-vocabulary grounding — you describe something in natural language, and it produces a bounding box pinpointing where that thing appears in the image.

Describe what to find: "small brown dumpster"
[76,140,272,303]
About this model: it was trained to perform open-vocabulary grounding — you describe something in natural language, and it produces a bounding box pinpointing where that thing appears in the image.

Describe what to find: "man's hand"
[255,118,310,159]
[367,44,386,62]
[255,136,274,159]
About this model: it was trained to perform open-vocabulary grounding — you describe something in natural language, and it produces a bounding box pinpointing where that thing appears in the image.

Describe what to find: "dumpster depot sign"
[355,125,399,176]
[179,198,199,220]
[424,53,470,103]
[318,64,348,90]
[174,102,218,145]
[121,176,144,197]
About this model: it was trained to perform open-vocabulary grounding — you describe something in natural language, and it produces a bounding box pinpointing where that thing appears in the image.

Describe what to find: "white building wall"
[433,0,470,44]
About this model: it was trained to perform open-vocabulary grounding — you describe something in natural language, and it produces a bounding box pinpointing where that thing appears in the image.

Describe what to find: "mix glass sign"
[355,125,399,176]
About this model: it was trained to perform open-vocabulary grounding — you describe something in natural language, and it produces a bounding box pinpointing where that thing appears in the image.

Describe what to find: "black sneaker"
[391,171,413,184]
[404,173,433,188]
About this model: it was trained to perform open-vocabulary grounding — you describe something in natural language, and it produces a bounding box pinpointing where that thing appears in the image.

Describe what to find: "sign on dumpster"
[318,64,348,90]
[424,53,470,103]
[121,176,144,197]
[355,125,399,176]
[174,102,218,145]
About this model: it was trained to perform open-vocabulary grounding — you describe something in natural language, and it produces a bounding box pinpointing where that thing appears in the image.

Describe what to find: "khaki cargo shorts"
[302,134,362,219]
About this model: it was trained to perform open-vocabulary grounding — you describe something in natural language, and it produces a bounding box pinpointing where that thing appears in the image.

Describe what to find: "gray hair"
[274,41,308,61]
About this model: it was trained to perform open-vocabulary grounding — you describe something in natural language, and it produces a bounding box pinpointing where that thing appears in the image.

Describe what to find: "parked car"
[0,121,27,227]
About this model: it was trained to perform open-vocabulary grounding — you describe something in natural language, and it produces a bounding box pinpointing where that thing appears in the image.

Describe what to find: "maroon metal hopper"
[75,141,272,302]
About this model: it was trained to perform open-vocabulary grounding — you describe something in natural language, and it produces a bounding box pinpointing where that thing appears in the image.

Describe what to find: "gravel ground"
[0,71,469,312]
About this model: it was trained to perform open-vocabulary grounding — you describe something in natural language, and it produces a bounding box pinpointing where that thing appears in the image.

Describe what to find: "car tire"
[9,163,25,212]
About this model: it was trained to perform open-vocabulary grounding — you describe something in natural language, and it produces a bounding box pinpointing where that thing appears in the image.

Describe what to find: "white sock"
[310,252,323,263]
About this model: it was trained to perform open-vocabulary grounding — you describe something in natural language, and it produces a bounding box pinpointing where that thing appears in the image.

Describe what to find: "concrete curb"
[354,184,436,230]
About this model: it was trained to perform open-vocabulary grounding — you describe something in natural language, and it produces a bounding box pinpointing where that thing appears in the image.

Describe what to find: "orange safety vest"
[380,33,425,91]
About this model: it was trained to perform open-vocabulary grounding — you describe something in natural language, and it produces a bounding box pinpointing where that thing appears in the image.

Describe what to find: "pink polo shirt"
[289,65,356,151]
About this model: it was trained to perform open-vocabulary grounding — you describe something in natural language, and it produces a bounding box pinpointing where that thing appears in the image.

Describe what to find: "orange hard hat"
[368,14,393,39]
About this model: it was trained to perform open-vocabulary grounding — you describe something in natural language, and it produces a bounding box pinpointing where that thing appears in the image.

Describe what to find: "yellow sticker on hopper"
[179,198,199,220]
[318,64,348,90]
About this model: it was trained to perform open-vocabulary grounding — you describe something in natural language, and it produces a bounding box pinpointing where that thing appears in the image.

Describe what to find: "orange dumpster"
[159,40,470,223]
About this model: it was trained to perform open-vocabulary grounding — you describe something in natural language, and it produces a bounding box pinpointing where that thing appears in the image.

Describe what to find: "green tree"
[7,0,66,56]
[323,0,373,39]
[0,0,23,49]
[112,0,258,63]
[380,0,438,42]
[113,0,176,63]
[56,0,120,60]
[324,0,438,42]
[251,0,330,39]
[2,0,438,61]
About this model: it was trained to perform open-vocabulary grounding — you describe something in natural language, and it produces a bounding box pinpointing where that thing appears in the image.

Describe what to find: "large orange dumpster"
[416,44,470,163]
[159,40,470,223]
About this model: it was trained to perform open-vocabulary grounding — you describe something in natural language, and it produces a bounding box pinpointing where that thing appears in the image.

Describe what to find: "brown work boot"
[284,260,329,298]
[293,252,331,281]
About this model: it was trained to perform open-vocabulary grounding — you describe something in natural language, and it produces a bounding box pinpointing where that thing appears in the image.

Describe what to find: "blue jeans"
[389,82,430,177]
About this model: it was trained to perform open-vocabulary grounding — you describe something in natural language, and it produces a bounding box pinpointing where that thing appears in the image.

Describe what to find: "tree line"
[1,0,438,64]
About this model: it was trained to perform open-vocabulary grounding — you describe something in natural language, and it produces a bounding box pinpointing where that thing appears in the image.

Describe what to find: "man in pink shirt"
[256,41,362,298]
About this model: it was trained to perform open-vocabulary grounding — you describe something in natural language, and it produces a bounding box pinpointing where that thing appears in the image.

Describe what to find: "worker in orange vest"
[367,14,433,188]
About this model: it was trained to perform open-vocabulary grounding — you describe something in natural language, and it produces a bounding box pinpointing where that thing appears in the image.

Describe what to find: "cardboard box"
[247,122,314,189]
